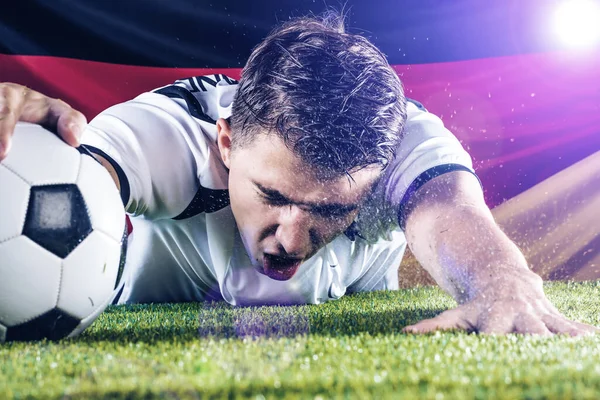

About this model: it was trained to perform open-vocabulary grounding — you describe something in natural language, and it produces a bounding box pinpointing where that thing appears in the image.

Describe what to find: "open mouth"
[262,254,302,281]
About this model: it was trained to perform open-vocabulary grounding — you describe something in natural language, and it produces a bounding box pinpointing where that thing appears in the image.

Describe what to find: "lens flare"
[554,0,600,49]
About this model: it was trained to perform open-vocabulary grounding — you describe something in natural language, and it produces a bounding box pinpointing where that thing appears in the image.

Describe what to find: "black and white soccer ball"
[0,122,126,342]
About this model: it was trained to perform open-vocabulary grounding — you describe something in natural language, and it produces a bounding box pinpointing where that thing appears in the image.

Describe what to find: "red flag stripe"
[2,51,599,207]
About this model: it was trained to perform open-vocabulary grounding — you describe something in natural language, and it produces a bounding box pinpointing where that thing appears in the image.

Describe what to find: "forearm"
[406,204,533,303]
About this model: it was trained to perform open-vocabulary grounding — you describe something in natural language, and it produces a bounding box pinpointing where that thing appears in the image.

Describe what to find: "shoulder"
[152,74,239,123]
[378,98,481,229]
[83,75,238,220]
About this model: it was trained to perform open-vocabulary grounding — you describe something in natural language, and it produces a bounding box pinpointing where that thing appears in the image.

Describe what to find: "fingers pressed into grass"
[403,307,474,334]
[571,320,600,334]
[542,313,599,336]
[512,313,552,336]
[477,311,516,335]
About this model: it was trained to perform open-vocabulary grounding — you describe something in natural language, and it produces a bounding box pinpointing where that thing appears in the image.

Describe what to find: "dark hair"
[230,12,407,178]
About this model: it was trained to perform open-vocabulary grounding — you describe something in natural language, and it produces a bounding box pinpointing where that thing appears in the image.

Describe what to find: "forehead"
[232,134,381,203]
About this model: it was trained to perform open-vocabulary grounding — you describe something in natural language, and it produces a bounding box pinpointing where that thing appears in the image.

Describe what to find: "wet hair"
[230,11,407,179]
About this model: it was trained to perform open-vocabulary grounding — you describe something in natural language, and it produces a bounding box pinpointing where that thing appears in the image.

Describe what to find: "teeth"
[266,254,298,270]
[269,255,293,264]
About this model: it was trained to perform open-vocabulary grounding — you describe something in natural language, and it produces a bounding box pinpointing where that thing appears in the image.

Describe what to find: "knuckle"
[0,84,26,118]
[54,98,72,109]
[0,82,19,96]
[0,103,14,118]
[75,110,87,122]
[70,109,86,123]
[570,329,586,337]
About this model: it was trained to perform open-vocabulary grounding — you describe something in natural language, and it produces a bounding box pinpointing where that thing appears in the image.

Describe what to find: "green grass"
[1,281,600,399]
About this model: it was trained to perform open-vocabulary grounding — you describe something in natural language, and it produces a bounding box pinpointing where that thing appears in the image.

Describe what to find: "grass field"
[1,281,600,399]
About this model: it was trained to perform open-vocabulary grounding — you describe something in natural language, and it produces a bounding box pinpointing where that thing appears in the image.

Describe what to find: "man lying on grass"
[0,14,597,336]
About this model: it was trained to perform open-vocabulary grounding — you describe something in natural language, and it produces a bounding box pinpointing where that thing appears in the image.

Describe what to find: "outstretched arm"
[402,169,599,335]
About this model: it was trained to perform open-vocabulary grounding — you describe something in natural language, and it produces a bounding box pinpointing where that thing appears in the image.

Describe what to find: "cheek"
[228,180,274,232]
[227,174,251,224]
[229,189,256,226]
[315,213,357,240]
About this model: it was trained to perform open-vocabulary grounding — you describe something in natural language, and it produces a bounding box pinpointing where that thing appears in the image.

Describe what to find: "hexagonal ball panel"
[23,184,92,259]
[0,236,62,326]
[1,122,80,185]
[5,308,80,342]
[77,154,126,242]
[68,290,116,339]
[58,230,121,320]
[0,165,30,243]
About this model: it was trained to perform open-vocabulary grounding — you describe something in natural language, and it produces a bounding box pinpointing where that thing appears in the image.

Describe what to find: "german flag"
[2,0,599,281]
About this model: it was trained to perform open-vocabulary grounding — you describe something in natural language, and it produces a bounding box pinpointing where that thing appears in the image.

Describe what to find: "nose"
[275,205,316,258]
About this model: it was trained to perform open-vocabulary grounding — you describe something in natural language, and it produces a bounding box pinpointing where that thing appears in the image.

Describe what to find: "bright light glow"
[554,0,600,49]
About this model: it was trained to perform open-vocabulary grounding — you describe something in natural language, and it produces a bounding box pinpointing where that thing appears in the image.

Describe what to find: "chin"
[253,264,266,275]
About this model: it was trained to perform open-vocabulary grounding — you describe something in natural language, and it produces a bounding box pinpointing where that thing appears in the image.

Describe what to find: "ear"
[216,118,233,169]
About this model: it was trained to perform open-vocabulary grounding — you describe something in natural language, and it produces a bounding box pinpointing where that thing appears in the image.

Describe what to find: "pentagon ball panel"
[0,122,127,342]
[5,308,81,342]
[23,184,93,259]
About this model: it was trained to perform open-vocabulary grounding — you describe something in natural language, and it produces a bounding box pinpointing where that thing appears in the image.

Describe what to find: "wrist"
[465,267,543,303]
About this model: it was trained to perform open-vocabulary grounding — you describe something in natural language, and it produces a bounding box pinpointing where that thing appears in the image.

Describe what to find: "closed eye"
[311,204,356,219]
[259,192,290,207]
[254,182,357,218]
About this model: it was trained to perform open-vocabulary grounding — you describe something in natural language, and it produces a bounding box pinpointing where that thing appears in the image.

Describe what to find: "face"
[217,119,381,281]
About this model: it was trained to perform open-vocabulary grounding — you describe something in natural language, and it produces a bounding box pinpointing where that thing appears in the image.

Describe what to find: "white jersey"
[81,74,477,306]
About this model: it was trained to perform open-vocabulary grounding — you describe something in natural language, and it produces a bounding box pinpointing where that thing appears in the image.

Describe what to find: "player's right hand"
[0,83,87,161]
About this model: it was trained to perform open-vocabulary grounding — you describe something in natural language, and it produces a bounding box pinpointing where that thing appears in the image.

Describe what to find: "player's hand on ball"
[0,82,86,160]
[402,270,600,336]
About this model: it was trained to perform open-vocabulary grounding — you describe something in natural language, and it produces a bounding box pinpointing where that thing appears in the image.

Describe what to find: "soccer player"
[0,15,597,336]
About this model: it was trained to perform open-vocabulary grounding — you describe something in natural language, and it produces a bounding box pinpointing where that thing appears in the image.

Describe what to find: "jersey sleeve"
[80,92,212,220]
[380,99,482,230]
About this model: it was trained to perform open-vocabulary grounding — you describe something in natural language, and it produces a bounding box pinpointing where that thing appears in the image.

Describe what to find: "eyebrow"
[254,182,360,214]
